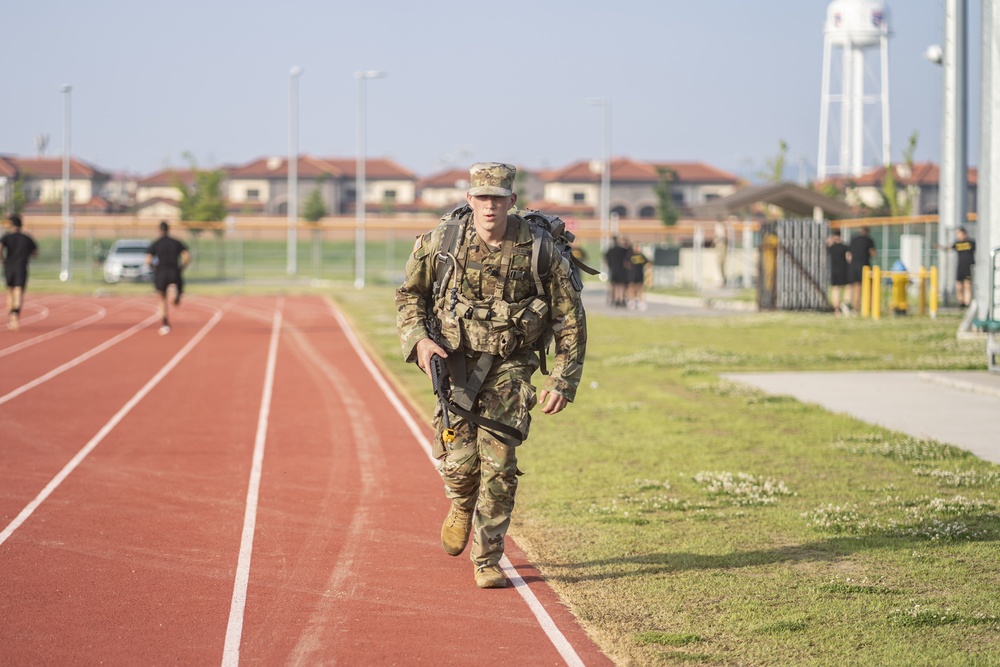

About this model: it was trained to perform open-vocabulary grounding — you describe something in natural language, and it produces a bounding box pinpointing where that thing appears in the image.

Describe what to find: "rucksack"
[520,210,600,293]
[435,205,598,300]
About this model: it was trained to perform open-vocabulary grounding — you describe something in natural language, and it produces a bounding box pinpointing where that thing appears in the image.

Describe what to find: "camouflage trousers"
[433,355,537,568]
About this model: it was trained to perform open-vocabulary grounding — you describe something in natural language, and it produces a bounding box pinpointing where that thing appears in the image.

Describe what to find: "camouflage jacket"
[395,208,587,401]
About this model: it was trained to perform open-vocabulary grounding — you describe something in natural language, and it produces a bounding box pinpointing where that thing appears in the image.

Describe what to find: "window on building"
[572,192,585,203]
[345,188,357,202]
[384,189,397,201]
[611,205,628,217]
[26,187,41,202]
[671,193,685,205]
[638,205,656,218]
[246,189,260,202]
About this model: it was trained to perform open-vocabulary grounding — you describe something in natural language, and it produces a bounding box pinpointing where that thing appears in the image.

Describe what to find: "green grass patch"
[634,631,702,646]
[754,620,808,634]
[332,286,1000,667]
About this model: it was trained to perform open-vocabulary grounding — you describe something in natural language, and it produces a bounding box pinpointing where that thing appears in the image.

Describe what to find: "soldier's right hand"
[416,338,448,376]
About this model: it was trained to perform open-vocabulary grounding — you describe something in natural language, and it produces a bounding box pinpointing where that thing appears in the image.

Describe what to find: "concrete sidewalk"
[722,370,1000,465]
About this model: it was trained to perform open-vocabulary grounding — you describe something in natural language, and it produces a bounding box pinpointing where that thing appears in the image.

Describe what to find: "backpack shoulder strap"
[433,205,469,292]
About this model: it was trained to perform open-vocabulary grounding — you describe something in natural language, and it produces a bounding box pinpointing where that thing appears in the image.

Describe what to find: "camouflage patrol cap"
[468,162,516,196]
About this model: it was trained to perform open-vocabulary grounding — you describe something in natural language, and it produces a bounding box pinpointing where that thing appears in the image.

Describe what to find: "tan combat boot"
[441,505,472,556]
[474,564,507,589]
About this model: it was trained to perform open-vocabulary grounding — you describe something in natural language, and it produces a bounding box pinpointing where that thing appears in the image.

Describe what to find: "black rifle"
[427,251,458,444]
[428,352,456,444]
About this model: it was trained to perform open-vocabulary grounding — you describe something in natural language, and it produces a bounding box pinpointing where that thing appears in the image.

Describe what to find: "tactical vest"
[431,206,567,361]
[424,206,594,446]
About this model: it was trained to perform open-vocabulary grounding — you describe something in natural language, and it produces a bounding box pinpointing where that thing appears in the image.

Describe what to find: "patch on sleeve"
[413,231,434,259]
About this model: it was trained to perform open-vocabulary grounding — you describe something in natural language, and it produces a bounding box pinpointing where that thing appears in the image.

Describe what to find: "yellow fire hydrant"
[890,272,909,315]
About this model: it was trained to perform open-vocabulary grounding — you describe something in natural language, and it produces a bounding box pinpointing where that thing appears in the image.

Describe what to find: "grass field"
[330,286,999,667]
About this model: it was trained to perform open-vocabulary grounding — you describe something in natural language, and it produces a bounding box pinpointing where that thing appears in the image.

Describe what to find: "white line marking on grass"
[0,313,161,407]
[323,297,586,667]
[222,301,283,667]
[0,307,224,548]
[0,305,107,358]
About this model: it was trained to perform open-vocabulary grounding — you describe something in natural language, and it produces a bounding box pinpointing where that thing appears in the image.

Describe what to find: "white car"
[103,239,153,283]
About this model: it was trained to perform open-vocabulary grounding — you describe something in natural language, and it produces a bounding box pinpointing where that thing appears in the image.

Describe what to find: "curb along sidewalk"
[722,370,1000,465]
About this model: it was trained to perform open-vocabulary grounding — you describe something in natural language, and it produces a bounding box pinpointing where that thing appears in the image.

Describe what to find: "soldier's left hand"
[538,389,567,415]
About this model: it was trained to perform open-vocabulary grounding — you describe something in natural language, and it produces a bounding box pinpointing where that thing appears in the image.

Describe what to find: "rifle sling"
[447,352,494,412]
[442,352,523,447]
[443,400,524,447]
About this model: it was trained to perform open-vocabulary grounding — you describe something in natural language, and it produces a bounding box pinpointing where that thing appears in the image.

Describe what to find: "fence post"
[861,266,872,317]
[919,266,928,315]
[929,266,939,318]
[871,266,882,320]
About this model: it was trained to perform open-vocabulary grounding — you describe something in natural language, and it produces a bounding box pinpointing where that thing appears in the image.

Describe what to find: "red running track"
[0,295,614,666]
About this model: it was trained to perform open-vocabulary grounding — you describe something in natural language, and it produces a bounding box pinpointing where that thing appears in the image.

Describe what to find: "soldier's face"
[468,193,516,232]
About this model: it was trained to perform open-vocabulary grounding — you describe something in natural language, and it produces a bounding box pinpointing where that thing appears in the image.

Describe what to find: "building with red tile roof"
[820,162,978,215]
[0,155,114,214]
[542,157,740,219]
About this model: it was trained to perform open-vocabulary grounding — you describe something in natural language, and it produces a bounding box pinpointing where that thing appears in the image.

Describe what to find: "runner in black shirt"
[826,230,850,315]
[846,226,877,313]
[1,214,39,331]
[145,220,190,335]
[942,227,976,308]
[605,237,630,307]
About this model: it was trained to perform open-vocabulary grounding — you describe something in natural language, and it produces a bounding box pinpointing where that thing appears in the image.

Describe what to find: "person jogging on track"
[145,220,190,335]
[1,214,39,332]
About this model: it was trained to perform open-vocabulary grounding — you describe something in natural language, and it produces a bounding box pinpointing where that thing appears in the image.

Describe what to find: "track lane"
[236,296,613,666]
[0,295,614,666]
[0,301,107,358]
[0,299,270,665]
[0,298,159,395]
[0,300,217,528]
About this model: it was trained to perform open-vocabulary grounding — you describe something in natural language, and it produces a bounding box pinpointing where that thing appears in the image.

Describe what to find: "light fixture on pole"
[287,66,303,277]
[60,84,72,282]
[355,69,387,289]
[586,97,612,253]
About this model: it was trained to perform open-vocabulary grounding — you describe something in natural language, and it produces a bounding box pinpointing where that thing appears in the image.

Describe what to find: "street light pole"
[587,98,612,253]
[928,0,968,307]
[287,66,303,277]
[60,84,72,282]
[355,69,386,289]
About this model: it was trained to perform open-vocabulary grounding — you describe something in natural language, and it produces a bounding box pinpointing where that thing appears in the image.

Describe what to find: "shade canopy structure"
[691,181,854,220]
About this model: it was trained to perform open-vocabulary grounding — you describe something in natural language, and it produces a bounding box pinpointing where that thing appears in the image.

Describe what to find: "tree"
[302,185,327,222]
[880,164,900,217]
[759,140,788,183]
[0,177,26,217]
[902,131,919,215]
[174,153,227,222]
[654,166,680,227]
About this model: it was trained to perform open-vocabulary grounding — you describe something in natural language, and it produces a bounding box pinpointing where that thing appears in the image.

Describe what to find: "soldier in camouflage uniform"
[396,162,587,588]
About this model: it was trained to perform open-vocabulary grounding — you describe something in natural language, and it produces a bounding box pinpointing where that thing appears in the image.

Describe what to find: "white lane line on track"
[0,304,107,358]
[0,307,224,548]
[0,312,161,407]
[222,301,283,667]
[323,297,587,667]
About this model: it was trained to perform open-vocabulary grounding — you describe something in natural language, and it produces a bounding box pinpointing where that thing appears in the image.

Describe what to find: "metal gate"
[758,219,832,311]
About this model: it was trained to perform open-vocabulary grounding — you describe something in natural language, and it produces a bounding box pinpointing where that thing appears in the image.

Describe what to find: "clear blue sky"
[0,0,980,180]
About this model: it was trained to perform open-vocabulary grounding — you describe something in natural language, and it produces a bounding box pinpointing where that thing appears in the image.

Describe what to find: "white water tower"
[817,0,891,180]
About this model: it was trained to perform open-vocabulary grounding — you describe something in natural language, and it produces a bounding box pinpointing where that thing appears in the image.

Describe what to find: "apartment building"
[0,155,113,213]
